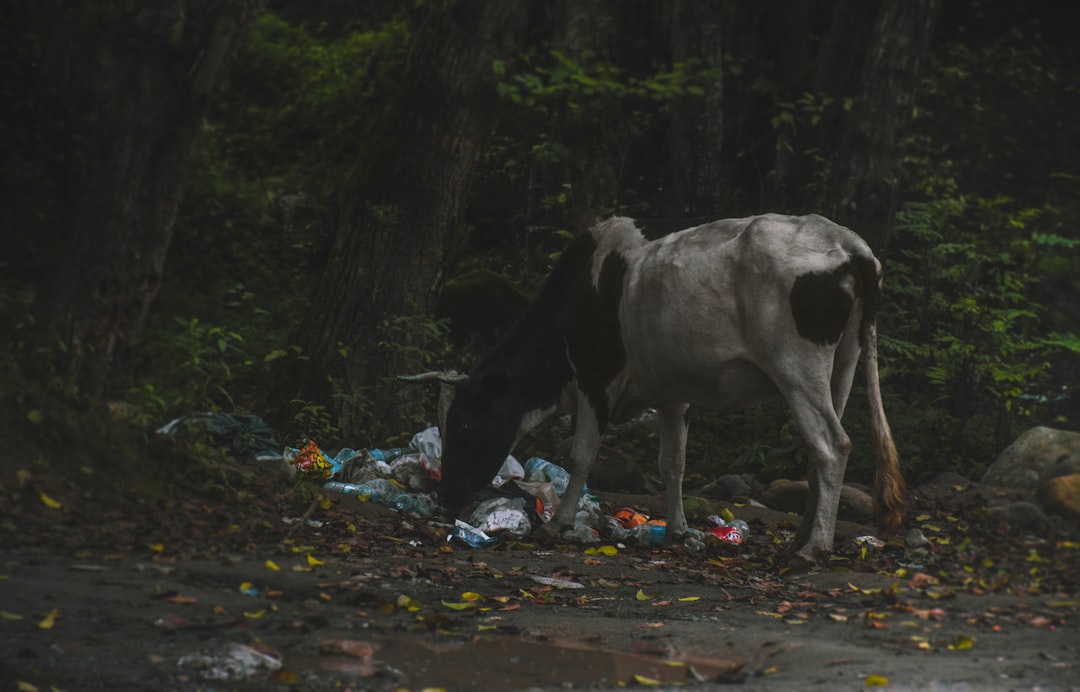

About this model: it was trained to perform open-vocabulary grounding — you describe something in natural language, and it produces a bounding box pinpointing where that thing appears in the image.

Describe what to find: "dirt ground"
[2,469,1078,691]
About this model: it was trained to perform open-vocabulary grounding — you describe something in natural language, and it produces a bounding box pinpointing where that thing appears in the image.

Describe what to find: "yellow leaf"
[243,609,266,618]
[37,608,60,629]
[677,596,701,602]
[865,674,889,686]
[720,507,735,523]
[306,554,325,566]
[16,681,38,692]
[442,601,474,611]
[149,542,165,553]
[1,610,24,620]
[636,589,657,601]
[1057,540,1080,550]
[461,591,483,602]
[948,634,974,650]
[585,545,618,556]
[915,514,930,521]
[319,592,332,601]
[39,492,62,509]
[239,581,254,592]
[756,611,783,618]
[633,673,662,685]
[265,560,281,571]
[477,624,497,632]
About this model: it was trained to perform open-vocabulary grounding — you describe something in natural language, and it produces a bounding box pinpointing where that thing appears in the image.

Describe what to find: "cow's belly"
[617,356,781,416]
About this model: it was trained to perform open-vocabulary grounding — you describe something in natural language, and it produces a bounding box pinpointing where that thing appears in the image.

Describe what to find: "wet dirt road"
[3,491,1077,691]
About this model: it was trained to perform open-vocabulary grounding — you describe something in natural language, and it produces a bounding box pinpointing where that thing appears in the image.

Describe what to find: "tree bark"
[35,0,261,401]
[665,0,728,218]
[271,1,529,442]
[827,0,942,252]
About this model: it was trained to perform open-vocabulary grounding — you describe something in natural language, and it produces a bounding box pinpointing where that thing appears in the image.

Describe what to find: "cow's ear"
[480,371,510,399]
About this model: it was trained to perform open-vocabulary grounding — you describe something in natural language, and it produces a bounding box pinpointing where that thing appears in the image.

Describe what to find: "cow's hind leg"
[783,384,852,560]
[657,402,691,541]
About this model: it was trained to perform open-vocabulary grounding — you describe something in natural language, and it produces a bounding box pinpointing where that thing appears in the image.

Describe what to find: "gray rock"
[981,426,1080,490]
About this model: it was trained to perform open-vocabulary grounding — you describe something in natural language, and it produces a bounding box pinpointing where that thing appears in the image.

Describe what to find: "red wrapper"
[708,525,743,545]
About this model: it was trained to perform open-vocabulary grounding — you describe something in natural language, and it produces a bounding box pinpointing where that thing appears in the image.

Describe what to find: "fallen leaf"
[636,589,657,601]
[948,634,974,650]
[585,545,619,556]
[307,554,325,566]
[633,674,662,685]
[1,611,25,620]
[165,595,196,604]
[16,681,38,692]
[678,596,701,602]
[37,608,61,629]
[265,560,281,571]
[865,674,889,686]
[40,492,62,509]
[828,613,848,622]
[442,601,474,611]
[243,609,267,618]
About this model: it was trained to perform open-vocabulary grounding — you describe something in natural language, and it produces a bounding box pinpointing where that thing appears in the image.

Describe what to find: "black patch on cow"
[790,261,854,346]
[569,250,629,431]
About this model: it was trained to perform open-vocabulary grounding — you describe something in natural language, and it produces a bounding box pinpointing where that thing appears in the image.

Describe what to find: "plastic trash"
[177,642,282,681]
[524,457,570,496]
[648,522,666,547]
[367,447,410,463]
[388,492,440,517]
[322,478,404,503]
[409,426,442,460]
[449,519,499,547]
[388,454,432,490]
[469,497,532,536]
[707,514,748,545]
[612,507,649,529]
[491,455,524,488]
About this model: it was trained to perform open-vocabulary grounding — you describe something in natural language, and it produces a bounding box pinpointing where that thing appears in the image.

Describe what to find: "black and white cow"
[436,214,905,560]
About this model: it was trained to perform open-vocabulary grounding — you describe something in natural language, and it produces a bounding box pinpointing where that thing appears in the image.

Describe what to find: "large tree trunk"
[826,0,942,252]
[34,0,261,401]
[271,1,529,443]
[553,0,621,234]
[664,0,728,218]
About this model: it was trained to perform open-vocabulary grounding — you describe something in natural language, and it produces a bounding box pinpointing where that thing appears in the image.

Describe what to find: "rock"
[762,479,873,521]
[905,528,931,549]
[981,426,1080,490]
[985,501,1053,533]
[701,473,764,501]
[1036,474,1080,519]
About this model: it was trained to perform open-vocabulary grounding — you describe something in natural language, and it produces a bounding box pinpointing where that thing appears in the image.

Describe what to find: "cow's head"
[439,369,521,512]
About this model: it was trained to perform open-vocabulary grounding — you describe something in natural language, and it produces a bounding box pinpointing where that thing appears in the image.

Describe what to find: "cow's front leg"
[547,393,603,534]
[658,402,690,541]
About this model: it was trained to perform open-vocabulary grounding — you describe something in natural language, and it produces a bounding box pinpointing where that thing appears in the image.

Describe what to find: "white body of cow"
[437,214,905,560]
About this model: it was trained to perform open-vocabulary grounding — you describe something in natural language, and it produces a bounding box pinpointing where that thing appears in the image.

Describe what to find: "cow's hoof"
[788,545,822,570]
[536,522,566,542]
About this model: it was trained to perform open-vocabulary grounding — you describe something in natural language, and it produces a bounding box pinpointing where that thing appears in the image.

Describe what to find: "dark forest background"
[2,0,1078,494]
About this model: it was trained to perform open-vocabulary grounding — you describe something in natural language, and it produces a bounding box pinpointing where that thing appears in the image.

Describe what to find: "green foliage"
[879,198,1078,480]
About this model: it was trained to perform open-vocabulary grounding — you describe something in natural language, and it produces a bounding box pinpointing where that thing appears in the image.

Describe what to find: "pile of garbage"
[281,425,608,542]
[158,413,747,550]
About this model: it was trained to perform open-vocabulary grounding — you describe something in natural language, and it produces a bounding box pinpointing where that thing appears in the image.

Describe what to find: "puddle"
[294,635,746,689]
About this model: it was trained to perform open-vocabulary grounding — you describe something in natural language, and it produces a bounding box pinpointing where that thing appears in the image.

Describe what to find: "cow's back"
[612,214,874,411]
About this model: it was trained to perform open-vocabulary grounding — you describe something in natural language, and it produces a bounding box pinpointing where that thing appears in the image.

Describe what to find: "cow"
[433,214,905,560]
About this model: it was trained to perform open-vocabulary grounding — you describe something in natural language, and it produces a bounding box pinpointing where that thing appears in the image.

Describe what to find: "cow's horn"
[397,370,470,385]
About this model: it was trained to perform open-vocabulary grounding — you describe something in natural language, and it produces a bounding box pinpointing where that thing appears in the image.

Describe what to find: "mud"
[2,484,1078,691]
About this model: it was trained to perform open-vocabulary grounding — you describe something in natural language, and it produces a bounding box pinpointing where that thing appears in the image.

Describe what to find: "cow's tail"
[858,260,906,538]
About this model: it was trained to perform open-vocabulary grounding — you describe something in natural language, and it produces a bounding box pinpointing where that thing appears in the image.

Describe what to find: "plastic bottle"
[524,457,570,495]
[367,447,410,463]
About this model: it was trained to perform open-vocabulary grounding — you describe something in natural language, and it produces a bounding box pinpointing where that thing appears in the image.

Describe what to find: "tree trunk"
[827,0,942,252]
[271,1,529,443]
[553,0,621,234]
[35,0,261,401]
[665,0,728,218]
